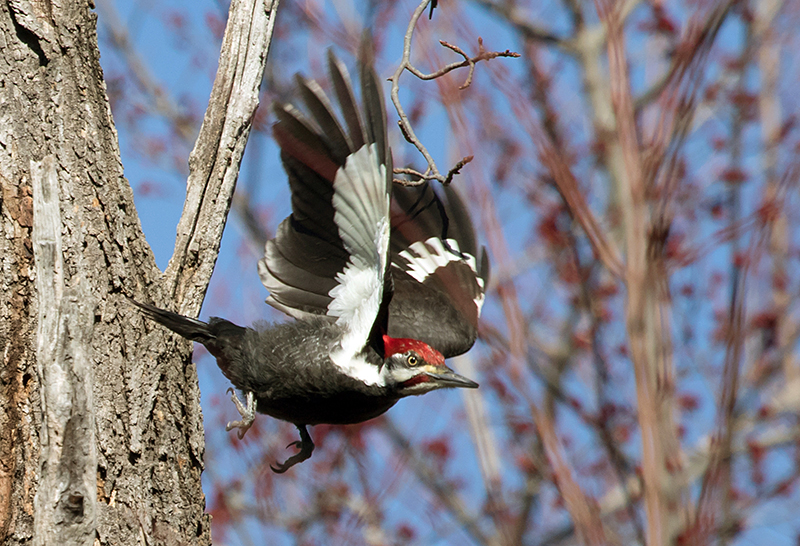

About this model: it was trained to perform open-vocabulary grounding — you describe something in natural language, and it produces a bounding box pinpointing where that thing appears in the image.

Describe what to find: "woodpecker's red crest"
[383,335,444,366]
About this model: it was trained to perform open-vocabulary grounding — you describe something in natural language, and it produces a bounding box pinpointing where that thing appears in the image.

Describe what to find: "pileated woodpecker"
[130,53,488,472]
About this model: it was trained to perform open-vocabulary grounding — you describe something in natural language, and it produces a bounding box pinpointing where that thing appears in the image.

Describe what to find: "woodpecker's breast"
[225,319,398,426]
[253,353,398,426]
[255,389,398,426]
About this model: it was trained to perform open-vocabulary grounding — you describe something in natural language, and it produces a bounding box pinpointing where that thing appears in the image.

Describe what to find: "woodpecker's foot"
[271,425,314,473]
[225,389,255,439]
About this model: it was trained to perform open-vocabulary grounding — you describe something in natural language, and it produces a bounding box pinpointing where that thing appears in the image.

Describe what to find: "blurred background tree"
[96,0,800,544]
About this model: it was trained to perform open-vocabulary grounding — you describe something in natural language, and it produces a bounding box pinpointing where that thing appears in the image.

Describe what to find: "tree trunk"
[0,0,277,543]
[0,1,209,543]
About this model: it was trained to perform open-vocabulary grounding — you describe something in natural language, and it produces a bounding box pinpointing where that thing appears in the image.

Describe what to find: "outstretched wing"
[258,52,392,371]
[388,182,489,357]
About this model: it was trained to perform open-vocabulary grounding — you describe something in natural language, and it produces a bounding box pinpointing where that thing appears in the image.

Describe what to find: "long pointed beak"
[426,367,479,389]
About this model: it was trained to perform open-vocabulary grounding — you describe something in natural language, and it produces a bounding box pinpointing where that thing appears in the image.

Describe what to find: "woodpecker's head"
[382,335,479,396]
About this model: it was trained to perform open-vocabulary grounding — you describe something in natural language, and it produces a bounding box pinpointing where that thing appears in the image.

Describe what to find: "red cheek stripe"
[401,374,430,387]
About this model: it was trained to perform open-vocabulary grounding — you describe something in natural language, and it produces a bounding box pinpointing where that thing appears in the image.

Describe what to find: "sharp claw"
[270,451,310,473]
[271,425,314,473]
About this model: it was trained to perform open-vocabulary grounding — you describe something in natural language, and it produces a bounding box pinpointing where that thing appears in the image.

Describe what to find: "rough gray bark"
[0,0,278,544]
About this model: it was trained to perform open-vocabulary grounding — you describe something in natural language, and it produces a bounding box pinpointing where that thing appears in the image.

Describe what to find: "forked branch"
[406,38,520,89]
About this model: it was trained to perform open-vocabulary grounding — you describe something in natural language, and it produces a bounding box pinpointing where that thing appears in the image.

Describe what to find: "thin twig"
[389,0,518,186]
[405,38,519,89]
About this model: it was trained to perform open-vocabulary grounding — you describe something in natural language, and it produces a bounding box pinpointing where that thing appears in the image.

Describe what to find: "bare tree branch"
[161,0,280,313]
[596,0,676,543]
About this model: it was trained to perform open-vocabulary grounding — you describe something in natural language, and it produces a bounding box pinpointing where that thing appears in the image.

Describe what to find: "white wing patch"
[397,236,486,312]
[327,143,390,386]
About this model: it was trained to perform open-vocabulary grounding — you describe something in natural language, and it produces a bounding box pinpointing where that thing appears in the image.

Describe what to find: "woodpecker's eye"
[406,354,419,366]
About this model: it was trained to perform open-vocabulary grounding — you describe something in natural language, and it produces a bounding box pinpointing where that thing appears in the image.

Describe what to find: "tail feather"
[129,297,249,384]
[127,297,216,344]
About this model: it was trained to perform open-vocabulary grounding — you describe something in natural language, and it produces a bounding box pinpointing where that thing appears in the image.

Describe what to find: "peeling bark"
[31,155,97,545]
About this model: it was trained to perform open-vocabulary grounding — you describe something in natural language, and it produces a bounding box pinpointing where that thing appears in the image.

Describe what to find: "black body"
[128,303,399,425]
